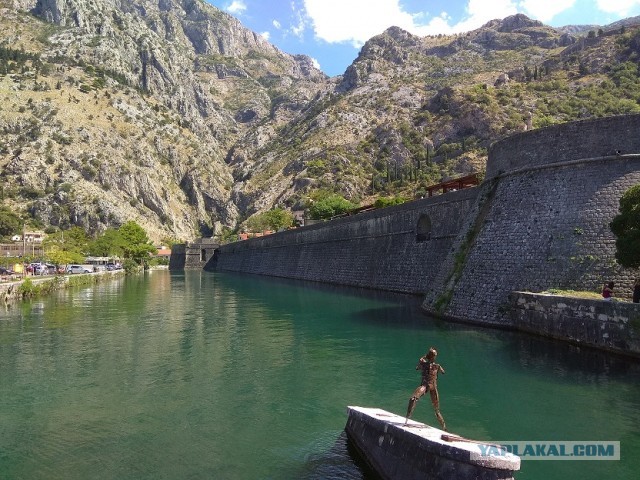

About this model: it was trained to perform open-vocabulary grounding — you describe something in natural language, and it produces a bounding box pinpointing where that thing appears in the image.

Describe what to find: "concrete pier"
[345,406,520,480]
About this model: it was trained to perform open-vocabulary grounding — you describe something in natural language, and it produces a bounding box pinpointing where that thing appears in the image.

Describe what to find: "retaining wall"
[209,188,478,294]
[487,114,640,178]
[509,292,640,358]
[1,270,125,304]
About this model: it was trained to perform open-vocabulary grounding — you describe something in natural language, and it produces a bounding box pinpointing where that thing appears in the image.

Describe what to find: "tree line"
[0,207,157,270]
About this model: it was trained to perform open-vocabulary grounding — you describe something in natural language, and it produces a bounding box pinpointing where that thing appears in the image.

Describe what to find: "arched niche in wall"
[416,214,432,242]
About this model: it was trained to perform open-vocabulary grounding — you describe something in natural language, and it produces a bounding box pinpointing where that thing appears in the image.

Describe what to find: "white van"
[67,265,91,274]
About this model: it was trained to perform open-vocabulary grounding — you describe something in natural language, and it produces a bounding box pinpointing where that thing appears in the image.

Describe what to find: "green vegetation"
[610,184,640,268]
[39,222,156,268]
[87,228,122,256]
[0,45,42,75]
[118,221,156,266]
[373,196,407,208]
[246,208,294,232]
[307,191,356,220]
[0,205,21,238]
[14,270,124,300]
[17,276,63,299]
[42,226,88,265]
[542,289,602,300]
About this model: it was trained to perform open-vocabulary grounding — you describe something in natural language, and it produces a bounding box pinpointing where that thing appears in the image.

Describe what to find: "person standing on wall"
[633,279,640,304]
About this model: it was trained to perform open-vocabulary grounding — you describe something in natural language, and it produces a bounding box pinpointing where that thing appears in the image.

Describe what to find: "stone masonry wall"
[170,239,218,270]
[168,243,186,270]
[509,292,640,358]
[209,188,478,295]
[208,114,640,345]
[487,114,640,178]
[423,114,640,327]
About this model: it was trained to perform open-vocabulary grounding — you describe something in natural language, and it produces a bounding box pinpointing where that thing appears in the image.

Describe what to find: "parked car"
[0,266,14,275]
[66,265,91,274]
[30,263,48,275]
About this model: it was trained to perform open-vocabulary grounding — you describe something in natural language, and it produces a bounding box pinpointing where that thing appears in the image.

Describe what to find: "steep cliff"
[0,0,326,240]
[1,0,639,241]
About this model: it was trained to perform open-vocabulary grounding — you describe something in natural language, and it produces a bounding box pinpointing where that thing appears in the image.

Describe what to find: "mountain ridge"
[1,0,640,242]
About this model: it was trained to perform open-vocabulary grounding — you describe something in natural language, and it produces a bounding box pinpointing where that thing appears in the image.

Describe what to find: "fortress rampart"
[423,114,640,326]
[206,114,640,339]
[210,188,478,294]
[487,114,640,178]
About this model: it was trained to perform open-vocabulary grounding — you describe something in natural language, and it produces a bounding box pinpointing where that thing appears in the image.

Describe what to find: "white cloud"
[520,0,576,23]
[595,0,640,16]
[435,0,519,34]
[302,0,523,45]
[273,19,282,29]
[260,31,271,40]
[311,57,321,69]
[303,0,417,46]
[226,0,247,15]
[301,0,601,46]
[290,8,307,38]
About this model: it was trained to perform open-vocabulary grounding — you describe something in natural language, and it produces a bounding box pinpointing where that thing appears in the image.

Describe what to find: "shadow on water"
[296,431,380,480]
[209,270,424,304]
[499,331,640,378]
[349,304,443,330]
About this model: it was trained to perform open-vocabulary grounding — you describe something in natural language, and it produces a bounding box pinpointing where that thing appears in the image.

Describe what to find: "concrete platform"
[345,406,520,480]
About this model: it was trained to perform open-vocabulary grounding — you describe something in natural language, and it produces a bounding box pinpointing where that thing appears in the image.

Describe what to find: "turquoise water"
[1,270,639,479]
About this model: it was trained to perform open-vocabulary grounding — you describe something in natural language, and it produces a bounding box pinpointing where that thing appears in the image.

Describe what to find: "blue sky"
[205,0,640,76]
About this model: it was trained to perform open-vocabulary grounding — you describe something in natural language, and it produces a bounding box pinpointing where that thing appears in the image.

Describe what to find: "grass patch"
[542,288,603,300]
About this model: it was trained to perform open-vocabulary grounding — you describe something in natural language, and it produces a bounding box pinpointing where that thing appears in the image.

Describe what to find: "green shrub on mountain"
[308,192,356,220]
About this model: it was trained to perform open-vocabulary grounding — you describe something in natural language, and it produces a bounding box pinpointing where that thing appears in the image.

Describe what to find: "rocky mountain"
[0,0,326,240]
[1,0,640,242]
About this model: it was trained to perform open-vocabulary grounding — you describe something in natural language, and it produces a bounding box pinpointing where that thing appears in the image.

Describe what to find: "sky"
[205,0,640,76]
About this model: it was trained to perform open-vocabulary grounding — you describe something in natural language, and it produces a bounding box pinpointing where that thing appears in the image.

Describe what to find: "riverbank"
[1,270,126,304]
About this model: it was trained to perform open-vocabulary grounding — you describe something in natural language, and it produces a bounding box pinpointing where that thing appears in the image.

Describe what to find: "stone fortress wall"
[208,114,640,334]
[210,187,478,294]
[423,114,640,326]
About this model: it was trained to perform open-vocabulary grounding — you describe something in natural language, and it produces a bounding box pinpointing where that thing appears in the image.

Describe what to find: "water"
[1,270,639,479]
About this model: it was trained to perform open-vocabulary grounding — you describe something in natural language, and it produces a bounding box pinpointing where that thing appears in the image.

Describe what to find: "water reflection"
[0,271,638,480]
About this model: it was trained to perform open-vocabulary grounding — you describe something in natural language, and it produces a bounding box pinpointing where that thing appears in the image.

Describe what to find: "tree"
[63,226,89,251]
[43,226,88,265]
[374,196,407,209]
[308,193,356,220]
[118,221,156,265]
[264,208,294,230]
[245,213,269,233]
[46,245,84,266]
[246,208,294,232]
[0,206,21,237]
[88,228,123,256]
[610,184,640,268]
